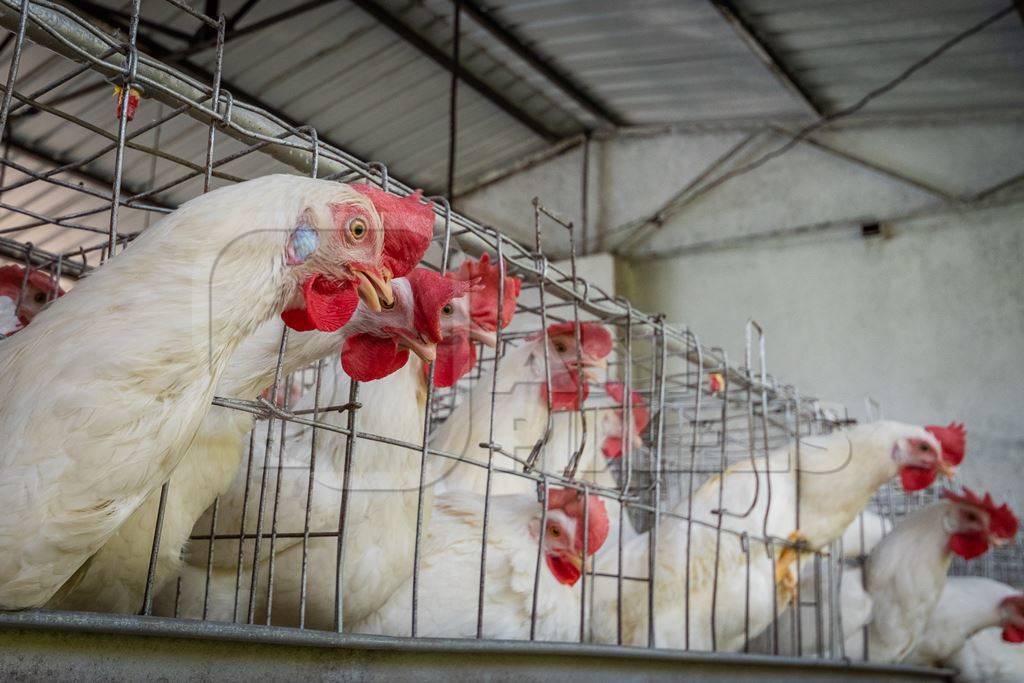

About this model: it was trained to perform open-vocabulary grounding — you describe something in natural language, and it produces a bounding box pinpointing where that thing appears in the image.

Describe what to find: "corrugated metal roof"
[735,0,1024,116]
[479,0,811,125]
[11,0,560,200]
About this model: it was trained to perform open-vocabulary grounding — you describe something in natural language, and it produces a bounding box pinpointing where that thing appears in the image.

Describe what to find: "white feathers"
[856,502,958,662]
[354,491,588,641]
[908,577,1020,666]
[162,354,428,629]
[591,421,928,652]
[0,175,374,609]
[947,627,1024,683]
[0,296,20,337]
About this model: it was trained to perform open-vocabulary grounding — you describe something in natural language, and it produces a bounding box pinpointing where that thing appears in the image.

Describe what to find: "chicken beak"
[938,460,957,479]
[397,332,437,364]
[469,322,498,348]
[352,266,394,313]
[579,356,608,382]
[564,551,592,573]
[991,534,1011,548]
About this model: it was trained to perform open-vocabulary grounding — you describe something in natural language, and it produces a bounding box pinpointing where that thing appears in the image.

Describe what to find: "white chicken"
[749,509,893,656]
[855,489,1018,663]
[543,381,648,568]
[52,269,444,615]
[0,264,64,337]
[354,488,609,641]
[44,185,435,614]
[160,258,516,628]
[0,175,400,609]
[840,508,892,560]
[746,561,873,658]
[430,320,614,496]
[947,626,1024,683]
[907,576,1024,667]
[591,420,965,651]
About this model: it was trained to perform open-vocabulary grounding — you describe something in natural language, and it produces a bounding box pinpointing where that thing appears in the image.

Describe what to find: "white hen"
[591,420,964,651]
[354,488,609,640]
[855,490,1018,663]
[947,626,1024,682]
[0,175,394,609]
[51,274,440,614]
[907,576,1024,667]
[430,321,613,496]
[161,264,501,627]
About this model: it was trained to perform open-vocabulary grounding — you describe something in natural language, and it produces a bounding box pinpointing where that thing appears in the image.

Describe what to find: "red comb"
[544,321,614,359]
[943,488,1019,539]
[0,265,64,296]
[546,489,610,556]
[451,254,521,331]
[926,422,966,466]
[406,268,475,343]
[352,185,435,278]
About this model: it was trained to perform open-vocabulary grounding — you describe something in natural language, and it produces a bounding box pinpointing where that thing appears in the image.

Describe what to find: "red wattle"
[949,532,989,559]
[280,307,316,331]
[602,436,623,460]
[545,553,581,586]
[341,334,409,381]
[900,466,937,492]
[542,370,589,411]
[1002,624,1024,643]
[431,334,476,388]
[282,275,359,333]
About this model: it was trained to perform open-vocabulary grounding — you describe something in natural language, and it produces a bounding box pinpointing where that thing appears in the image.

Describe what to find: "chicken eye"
[348,217,368,241]
[33,292,46,304]
[441,303,454,316]
[554,341,567,354]
[917,442,931,453]
[548,524,561,538]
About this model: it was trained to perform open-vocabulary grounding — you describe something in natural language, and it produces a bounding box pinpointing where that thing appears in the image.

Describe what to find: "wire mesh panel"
[0,1,1016,675]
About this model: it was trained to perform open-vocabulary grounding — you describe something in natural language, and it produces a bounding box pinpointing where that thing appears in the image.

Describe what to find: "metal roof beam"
[708,0,826,118]
[347,0,562,142]
[65,0,193,43]
[173,0,336,59]
[458,0,627,129]
[225,0,262,31]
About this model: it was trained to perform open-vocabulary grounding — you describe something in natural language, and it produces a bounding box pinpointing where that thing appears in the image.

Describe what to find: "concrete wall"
[456,120,1024,259]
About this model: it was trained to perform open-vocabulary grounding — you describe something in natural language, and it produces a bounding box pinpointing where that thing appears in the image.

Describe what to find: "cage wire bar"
[0,1,1003,677]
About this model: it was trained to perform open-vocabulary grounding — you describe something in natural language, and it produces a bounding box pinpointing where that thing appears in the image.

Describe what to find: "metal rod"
[446,0,460,200]
[333,379,361,632]
[105,0,140,261]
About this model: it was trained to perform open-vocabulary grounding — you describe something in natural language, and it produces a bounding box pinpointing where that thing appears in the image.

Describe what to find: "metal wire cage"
[0,2,1012,677]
